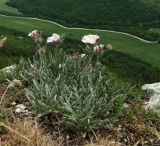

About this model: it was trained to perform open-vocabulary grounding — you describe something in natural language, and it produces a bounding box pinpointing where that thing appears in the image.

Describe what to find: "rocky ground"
[0,82,160,146]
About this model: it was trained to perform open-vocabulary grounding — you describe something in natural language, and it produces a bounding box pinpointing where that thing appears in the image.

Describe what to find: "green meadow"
[0,16,160,69]
[0,0,20,14]
[148,28,160,35]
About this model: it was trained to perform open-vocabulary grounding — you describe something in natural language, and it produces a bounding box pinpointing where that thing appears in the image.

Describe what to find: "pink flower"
[82,34,100,45]
[47,33,61,43]
[87,64,93,73]
[28,30,43,43]
[93,44,104,54]
[28,30,40,38]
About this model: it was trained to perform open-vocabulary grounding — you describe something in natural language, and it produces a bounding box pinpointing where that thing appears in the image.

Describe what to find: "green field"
[6,0,160,41]
[0,16,160,69]
[0,0,20,14]
[148,28,160,35]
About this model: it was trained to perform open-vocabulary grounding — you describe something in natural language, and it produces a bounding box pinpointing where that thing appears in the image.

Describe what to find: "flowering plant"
[81,34,113,72]
[13,30,134,133]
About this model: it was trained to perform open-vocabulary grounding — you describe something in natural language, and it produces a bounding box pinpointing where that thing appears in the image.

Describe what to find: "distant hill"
[7,0,160,40]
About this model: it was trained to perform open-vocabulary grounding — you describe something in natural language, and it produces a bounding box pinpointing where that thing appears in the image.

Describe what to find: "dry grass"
[0,84,6,95]
[84,138,123,146]
[0,118,63,146]
[0,37,7,48]
[0,117,123,146]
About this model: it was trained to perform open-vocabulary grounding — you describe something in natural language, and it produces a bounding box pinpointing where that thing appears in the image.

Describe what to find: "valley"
[7,0,160,41]
[0,0,20,14]
[0,15,160,69]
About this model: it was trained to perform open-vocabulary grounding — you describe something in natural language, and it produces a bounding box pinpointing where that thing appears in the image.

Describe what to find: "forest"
[7,0,160,41]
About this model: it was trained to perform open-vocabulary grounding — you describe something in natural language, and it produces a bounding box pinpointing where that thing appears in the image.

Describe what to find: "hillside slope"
[7,0,160,40]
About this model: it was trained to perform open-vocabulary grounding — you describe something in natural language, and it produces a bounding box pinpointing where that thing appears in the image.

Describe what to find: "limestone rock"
[142,82,160,115]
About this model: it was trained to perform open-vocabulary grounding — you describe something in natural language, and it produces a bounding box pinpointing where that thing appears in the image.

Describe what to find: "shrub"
[16,47,135,132]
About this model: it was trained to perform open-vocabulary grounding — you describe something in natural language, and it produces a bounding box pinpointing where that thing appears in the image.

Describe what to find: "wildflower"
[28,30,39,38]
[28,30,40,38]
[28,30,43,43]
[106,44,113,50]
[9,79,22,87]
[47,33,62,43]
[80,53,87,59]
[82,34,100,45]
[87,64,93,73]
[93,44,104,54]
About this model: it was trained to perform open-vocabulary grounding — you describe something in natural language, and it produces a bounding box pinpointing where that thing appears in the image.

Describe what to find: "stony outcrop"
[142,82,160,115]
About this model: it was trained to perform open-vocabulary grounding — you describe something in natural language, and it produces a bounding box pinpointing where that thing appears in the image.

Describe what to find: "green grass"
[0,0,20,14]
[148,28,160,35]
[141,0,160,7]
[0,16,160,69]
[6,0,160,41]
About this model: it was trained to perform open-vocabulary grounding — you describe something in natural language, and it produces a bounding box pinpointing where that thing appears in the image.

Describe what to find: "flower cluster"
[28,30,112,72]
[28,30,63,44]
[81,34,113,72]
[82,34,112,53]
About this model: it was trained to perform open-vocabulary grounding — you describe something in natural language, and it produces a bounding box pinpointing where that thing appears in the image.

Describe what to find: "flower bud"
[9,79,22,87]
[87,64,93,73]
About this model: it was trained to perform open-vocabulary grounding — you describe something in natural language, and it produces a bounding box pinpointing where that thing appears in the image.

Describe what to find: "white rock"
[123,103,129,108]
[0,65,16,74]
[142,82,160,93]
[11,102,17,106]
[142,82,160,115]
[15,104,29,115]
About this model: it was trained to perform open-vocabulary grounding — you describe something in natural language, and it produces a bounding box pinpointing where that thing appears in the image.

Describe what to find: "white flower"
[107,44,113,50]
[47,33,61,43]
[82,34,100,45]
[80,54,86,59]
